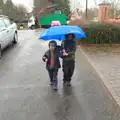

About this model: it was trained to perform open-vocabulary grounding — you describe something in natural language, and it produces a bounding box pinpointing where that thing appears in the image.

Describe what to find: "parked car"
[51,21,61,27]
[28,16,36,29]
[19,23,25,30]
[0,15,18,58]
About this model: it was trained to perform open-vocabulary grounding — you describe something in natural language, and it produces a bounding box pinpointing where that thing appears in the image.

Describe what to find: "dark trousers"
[62,60,75,82]
[48,69,58,85]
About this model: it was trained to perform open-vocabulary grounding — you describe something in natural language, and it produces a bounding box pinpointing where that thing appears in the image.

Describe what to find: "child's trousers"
[62,60,75,83]
[48,69,58,86]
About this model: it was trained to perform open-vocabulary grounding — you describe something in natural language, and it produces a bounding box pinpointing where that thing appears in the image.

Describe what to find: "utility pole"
[74,0,75,9]
[74,0,77,15]
[85,0,88,18]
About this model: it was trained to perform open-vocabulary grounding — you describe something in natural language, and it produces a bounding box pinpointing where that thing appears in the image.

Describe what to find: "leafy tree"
[1,0,27,21]
[3,0,17,18]
[55,0,70,15]
[0,0,4,14]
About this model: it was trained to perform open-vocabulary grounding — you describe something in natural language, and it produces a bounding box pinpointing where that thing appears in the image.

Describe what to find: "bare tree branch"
[108,0,120,17]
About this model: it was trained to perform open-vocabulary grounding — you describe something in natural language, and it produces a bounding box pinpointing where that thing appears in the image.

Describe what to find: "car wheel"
[0,45,2,59]
[13,33,18,44]
[31,25,35,30]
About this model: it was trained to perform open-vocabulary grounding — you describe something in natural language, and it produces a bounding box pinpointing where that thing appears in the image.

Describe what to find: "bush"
[80,23,120,44]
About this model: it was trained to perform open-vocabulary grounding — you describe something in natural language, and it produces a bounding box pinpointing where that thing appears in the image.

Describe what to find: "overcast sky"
[70,0,102,10]
[12,0,102,12]
[12,0,33,12]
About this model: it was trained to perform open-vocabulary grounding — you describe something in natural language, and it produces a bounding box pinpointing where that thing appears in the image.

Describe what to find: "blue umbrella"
[39,25,86,40]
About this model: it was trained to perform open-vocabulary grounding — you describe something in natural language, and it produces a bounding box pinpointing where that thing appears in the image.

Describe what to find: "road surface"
[0,30,120,120]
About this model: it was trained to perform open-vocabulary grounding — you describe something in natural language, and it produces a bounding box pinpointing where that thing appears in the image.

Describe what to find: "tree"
[87,8,98,20]
[55,0,70,15]
[75,8,98,20]
[109,0,120,17]
[0,0,4,8]
[3,0,16,17]
[16,4,28,21]
[1,0,27,21]
[76,9,84,17]
[0,0,4,14]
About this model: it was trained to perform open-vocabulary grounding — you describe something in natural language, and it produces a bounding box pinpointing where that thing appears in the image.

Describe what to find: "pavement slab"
[81,45,120,108]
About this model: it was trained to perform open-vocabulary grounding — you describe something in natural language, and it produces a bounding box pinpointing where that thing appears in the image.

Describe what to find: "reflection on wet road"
[0,30,120,120]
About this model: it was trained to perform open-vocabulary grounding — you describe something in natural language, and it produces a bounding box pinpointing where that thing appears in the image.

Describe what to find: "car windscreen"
[28,19,33,23]
[0,19,6,31]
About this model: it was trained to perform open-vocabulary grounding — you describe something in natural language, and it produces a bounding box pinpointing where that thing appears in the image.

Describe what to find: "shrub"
[80,23,120,44]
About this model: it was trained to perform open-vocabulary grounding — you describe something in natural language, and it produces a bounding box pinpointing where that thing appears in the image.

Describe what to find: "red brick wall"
[98,4,112,23]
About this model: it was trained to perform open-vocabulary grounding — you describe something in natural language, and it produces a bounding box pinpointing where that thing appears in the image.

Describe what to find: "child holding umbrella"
[42,41,61,90]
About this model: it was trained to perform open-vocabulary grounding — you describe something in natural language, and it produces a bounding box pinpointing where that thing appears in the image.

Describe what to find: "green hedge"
[80,23,120,44]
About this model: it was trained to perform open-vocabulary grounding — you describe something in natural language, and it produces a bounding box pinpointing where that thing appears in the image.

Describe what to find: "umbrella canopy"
[39,25,86,40]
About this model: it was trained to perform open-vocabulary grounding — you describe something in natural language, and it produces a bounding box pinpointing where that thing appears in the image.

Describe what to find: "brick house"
[98,2,120,24]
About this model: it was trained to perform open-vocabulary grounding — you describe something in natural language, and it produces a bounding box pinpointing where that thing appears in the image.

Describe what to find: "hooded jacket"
[61,40,76,61]
[42,46,61,70]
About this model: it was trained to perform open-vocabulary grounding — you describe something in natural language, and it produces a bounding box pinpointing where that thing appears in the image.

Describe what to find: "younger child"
[42,41,61,90]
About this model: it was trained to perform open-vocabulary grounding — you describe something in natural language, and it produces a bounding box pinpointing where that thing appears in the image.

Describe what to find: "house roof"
[39,4,57,14]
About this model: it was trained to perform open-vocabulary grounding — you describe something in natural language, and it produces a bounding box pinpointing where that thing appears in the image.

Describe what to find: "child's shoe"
[50,82,53,85]
[52,83,58,91]
[66,82,71,87]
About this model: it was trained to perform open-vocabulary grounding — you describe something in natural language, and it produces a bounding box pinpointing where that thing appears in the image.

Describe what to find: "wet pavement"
[0,30,120,120]
[82,46,120,107]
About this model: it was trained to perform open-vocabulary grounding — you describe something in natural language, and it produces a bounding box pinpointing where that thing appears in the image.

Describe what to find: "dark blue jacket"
[42,46,61,70]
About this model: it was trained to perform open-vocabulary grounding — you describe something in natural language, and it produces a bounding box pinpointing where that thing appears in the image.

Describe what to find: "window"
[0,19,6,30]
[3,18,12,27]
[9,19,13,24]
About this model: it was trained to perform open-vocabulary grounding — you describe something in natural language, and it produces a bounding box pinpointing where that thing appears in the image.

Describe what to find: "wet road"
[0,30,120,120]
